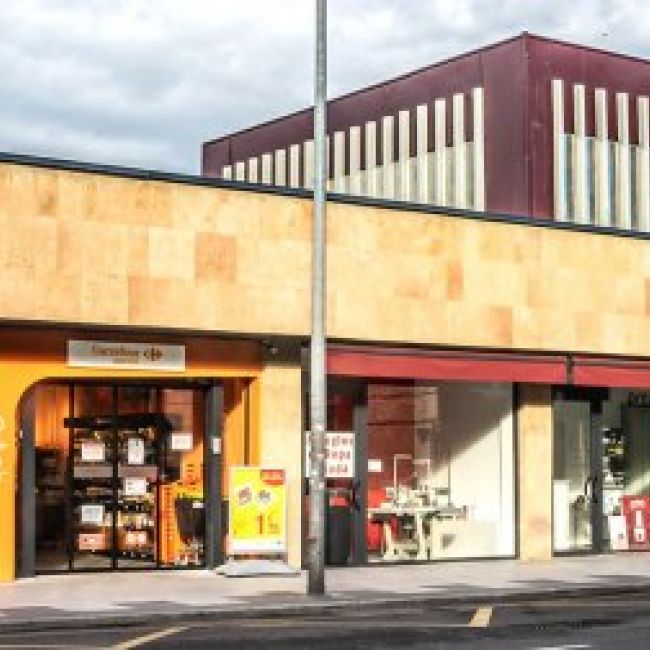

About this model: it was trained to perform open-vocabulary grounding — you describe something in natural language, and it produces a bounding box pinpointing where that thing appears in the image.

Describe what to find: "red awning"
[573,357,650,388]
[327,347,567,384]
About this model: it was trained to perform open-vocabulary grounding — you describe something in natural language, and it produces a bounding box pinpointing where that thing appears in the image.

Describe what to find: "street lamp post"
[308,0,327,596]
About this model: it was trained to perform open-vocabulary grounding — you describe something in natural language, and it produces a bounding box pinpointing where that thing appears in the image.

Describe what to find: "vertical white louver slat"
[349,126,362,195]
[222,165,233,180]
[325,135,332,191]
[594,88,611,227]
[333,131,346,193]
[637,96,650,232]
[247,157,258,183]
[572,84,589,223]
[398,109,411,201]
[303,140,315,190]
[452,93,467,209]
[274,149,287,187]
[434,98,447,206]
[382,115,395,199]
[552,79,568,221]
[289,144,300,188]
[416,104,430,204]
[365,121,379,198]
[616,92,632,229]
[472,87,485,211]
[261,153,272,185]
[234,161,246,182]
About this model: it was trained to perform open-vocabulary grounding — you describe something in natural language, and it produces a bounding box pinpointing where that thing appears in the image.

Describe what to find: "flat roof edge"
[1,149,648,243]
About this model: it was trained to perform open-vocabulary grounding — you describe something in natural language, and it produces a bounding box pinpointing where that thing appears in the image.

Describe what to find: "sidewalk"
[2,554,650,632]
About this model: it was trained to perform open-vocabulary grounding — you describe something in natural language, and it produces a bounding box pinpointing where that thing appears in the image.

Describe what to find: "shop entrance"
[552,388,604,553]
[553,387,650,554]
[309,378,517,566]
[19,381,224,576]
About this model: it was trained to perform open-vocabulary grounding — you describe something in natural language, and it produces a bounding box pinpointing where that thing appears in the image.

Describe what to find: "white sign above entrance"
[67,340,186,372]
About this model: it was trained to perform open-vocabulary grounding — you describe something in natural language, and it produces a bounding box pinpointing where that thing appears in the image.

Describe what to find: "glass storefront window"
[552,398,594,552]
[159,389,206,567]
[366,381,515,562]
[554,388,650,554]
[34,385,71,573]
[32,383,208,572]
[603,390,650,552]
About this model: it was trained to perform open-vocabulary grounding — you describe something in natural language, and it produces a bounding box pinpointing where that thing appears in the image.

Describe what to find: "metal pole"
[308,0,327,596]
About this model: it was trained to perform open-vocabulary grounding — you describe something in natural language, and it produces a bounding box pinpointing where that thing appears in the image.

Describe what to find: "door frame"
[302,378,367,567]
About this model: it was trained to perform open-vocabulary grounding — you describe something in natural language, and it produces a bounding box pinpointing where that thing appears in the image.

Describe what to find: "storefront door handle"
[351,480,361,512]
[583,475,599,503]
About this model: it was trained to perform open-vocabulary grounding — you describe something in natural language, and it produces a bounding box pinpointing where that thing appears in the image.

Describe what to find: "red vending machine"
[622,496,650,550]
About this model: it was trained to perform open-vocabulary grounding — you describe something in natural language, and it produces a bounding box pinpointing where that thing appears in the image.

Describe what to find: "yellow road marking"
[468,605,493,627]
[112,626,187,649]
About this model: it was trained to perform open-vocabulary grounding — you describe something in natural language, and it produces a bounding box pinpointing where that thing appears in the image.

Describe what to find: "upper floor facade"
[202,33,650,232]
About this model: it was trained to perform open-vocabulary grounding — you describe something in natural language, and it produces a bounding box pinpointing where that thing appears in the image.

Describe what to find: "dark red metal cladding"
[573,357,650,388]
[202,33,650,221]
[481,37,529,217]
[202,34,534,217]
[326,347,567,384]
[202,36,497,174]
[526,36,650,219]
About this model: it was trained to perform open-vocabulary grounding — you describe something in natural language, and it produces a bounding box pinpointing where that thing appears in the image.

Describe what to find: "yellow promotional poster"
[229,466,287,555]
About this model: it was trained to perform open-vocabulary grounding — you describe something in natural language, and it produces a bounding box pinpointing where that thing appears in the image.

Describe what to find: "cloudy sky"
[1,0,649,174]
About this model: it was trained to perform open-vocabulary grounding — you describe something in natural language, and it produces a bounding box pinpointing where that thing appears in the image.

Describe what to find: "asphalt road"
[2,594,650,649]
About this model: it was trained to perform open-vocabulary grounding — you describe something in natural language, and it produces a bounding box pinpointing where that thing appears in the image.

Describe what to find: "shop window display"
[366,381,515,562]
[554,389,650,553]
[602,391,650,551]
[32,384,207,572]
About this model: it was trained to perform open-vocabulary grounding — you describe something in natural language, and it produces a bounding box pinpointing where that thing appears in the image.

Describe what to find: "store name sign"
[67,340,186,372]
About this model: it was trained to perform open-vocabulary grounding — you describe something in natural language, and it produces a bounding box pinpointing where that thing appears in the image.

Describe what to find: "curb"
[1,583,650,634]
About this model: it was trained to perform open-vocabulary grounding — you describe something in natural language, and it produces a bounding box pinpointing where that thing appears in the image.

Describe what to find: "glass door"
[70,418,116,570]
[553,392,603,553]
[116,422,159,568]
[38,382,210,573]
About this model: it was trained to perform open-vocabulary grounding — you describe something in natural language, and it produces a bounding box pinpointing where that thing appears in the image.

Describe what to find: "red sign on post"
[622,496,650,550]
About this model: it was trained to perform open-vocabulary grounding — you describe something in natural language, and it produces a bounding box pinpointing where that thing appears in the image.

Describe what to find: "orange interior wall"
[221,379,259,497]
[34,386,70,453]
[0,328,262,582]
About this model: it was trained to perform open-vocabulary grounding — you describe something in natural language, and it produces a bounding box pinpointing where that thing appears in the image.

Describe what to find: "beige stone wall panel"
[195,232,237,282]
[5,162,650,357]
[517,384,553,561]
[257,363,303,568]
[148,227,195,281]
[0,214,57,274]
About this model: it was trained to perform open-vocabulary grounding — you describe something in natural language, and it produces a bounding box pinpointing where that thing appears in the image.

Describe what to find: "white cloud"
[0,0,649,173]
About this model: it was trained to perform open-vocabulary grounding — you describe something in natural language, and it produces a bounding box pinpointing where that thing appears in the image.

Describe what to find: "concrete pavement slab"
[2,554,650,632]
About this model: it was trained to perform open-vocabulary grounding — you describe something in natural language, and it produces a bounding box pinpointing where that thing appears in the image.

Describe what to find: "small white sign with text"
[305,431,355,479]
[67,340,185,372]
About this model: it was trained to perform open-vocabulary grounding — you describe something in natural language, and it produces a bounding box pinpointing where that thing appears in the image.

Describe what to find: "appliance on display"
[368,453,466,562]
